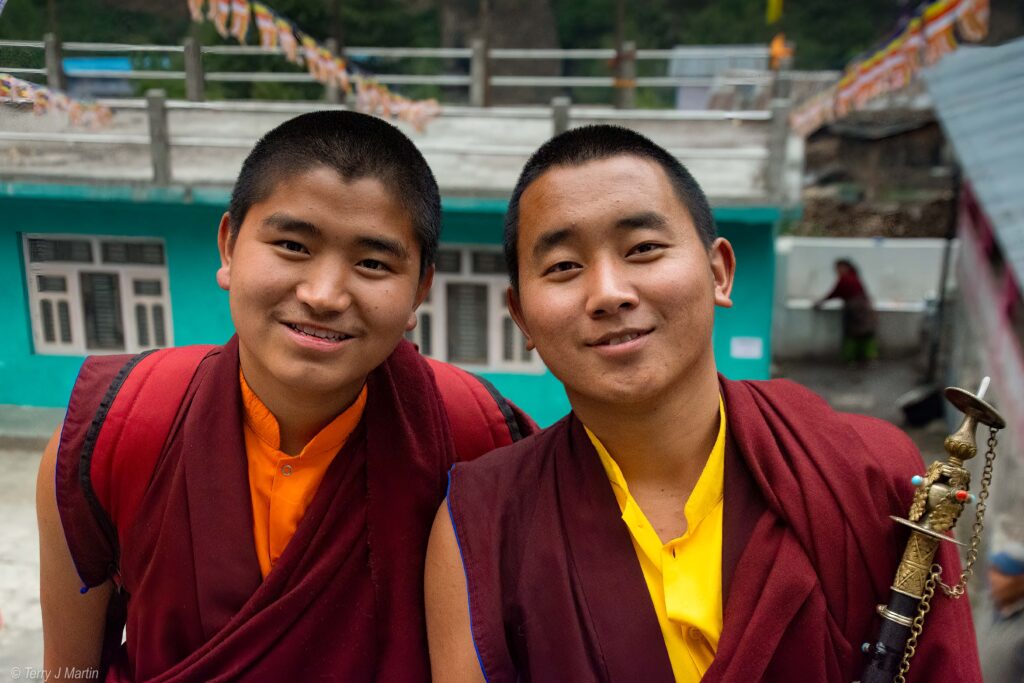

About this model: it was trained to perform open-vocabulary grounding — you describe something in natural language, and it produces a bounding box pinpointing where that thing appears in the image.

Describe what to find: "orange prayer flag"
[924,0,961,65]
[212,0,231,38]
[300,35,322,81]
[956,0,989,42]
[318,46,337,84]
[276,18,300,64]
[334,57,351,94]
[253,4,277,49]
[188,0,205,23]
[229,0,251,44]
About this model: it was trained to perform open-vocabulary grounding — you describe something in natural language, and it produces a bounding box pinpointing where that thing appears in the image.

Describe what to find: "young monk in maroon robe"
[424,126,982,682]
[36,111,533,681]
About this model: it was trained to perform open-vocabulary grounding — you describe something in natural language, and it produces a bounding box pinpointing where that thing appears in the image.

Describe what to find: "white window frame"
[23,233,174,356]
[405,286,435,357]
[418,245,545,374]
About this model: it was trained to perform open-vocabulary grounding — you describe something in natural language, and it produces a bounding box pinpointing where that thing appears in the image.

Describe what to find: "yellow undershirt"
[240,372,367,578]
[586,397,725,682]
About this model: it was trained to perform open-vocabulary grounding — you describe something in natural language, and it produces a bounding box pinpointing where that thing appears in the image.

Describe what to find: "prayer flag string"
[0,72,113,127]
[187,0,440,131]
[790,0,989,137]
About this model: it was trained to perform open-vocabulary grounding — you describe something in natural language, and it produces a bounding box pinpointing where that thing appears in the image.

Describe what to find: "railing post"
[766,97,792,203]
[324,38,341,104]
[614,40,636,109]
[146,89,172,186]
[766,41,795,203]
[551,96,570,137]
[44,32,65,91]
[470,37,489,107]
[771,41,795,100]
[183,37,205,102]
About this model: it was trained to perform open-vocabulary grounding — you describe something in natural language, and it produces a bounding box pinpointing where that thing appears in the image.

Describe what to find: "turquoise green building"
[1,182,777,426]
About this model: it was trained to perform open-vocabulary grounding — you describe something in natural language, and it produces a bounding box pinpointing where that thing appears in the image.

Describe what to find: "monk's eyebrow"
[356,235,409,261]
[531,227,576,261]
[261,212,322,239]
[615,211,669,232]
[530,213,670,261]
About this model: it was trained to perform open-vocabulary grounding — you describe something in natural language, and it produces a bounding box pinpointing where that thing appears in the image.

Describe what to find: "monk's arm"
[37,427,112,674]
[425,499,486,683]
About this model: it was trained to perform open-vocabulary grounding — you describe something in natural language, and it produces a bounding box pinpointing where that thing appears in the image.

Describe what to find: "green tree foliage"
[1,0,906,102]
[552,0,901,69]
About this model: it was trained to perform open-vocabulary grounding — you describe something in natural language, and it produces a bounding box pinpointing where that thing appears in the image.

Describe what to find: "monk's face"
[509,155,734,412]
[217,166,431,406]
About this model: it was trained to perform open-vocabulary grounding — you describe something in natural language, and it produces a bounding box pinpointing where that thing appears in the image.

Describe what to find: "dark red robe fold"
[447,376,982,682]
[59,337,460,681]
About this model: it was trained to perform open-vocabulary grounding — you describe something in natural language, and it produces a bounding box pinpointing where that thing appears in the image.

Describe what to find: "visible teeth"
[290,323,345,342]
[604,333,639,346]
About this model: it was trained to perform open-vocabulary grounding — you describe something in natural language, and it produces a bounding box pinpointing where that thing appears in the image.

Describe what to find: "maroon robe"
[57,337,511,681]
[447,377,982,682]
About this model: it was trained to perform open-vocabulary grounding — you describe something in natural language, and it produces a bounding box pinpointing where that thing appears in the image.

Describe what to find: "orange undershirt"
[240,372,367,578]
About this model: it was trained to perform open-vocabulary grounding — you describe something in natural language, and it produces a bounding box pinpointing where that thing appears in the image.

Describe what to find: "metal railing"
[0,34,789,108]
[0,90,779,193]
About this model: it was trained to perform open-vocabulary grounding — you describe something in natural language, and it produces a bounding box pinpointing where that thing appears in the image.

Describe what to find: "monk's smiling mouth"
[284,322,352,343]
[587,328,653,347]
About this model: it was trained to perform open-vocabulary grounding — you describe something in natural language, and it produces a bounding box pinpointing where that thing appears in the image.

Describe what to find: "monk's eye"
[276,240,308,254]
[627,242,665,257]
[543,261,580,276]
[357,259,392,273]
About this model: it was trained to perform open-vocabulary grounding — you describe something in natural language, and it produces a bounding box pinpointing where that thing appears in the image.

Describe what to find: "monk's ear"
[709,237,735,309]
[216,212,235,292]
[407,265,435,332]
[507,287,535,351]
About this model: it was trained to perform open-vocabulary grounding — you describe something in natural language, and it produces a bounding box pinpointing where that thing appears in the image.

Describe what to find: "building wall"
[944,198,1024,617]
[1,185,777,427]
[715,213,776,380]
[947,190,1024,535]
[1,185,230,408]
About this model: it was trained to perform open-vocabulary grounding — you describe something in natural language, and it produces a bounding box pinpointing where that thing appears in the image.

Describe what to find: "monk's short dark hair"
[504,124,716,290]
[228,110,440,278]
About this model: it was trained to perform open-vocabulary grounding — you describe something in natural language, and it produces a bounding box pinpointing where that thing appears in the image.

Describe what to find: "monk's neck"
[270,390,361,456]
[239,364,364,457]
[572,368,721,486]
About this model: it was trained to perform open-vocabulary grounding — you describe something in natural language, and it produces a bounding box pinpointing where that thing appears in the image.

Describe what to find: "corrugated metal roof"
[923,37,1024,286]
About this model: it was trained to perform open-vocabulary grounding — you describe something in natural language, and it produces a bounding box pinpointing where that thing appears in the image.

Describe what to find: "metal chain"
[939,427,998,598]
[895,565,941,683]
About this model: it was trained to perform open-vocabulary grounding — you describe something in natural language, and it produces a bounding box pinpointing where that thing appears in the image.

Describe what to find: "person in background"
[978,513,1024,683]
[814,258,878,364]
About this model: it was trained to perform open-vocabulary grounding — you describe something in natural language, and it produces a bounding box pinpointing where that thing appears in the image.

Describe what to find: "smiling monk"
[36,111,533,681]
[424,126,982,682]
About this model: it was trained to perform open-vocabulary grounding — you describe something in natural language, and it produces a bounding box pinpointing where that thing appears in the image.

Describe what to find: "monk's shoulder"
[450,415,569,489]
[729,376,923,480]
[445,418,570,579]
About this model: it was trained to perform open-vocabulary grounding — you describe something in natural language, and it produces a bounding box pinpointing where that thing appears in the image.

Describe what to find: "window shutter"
[446,283,488,364]
[152,305,167,347]
[80,272,124,350]
[135,304,150,347]
[28,238,92,263]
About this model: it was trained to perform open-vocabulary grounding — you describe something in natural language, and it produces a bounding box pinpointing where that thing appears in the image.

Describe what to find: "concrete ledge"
[786,298,928,313]
[0,405,63,451]
[773,307,926,359]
